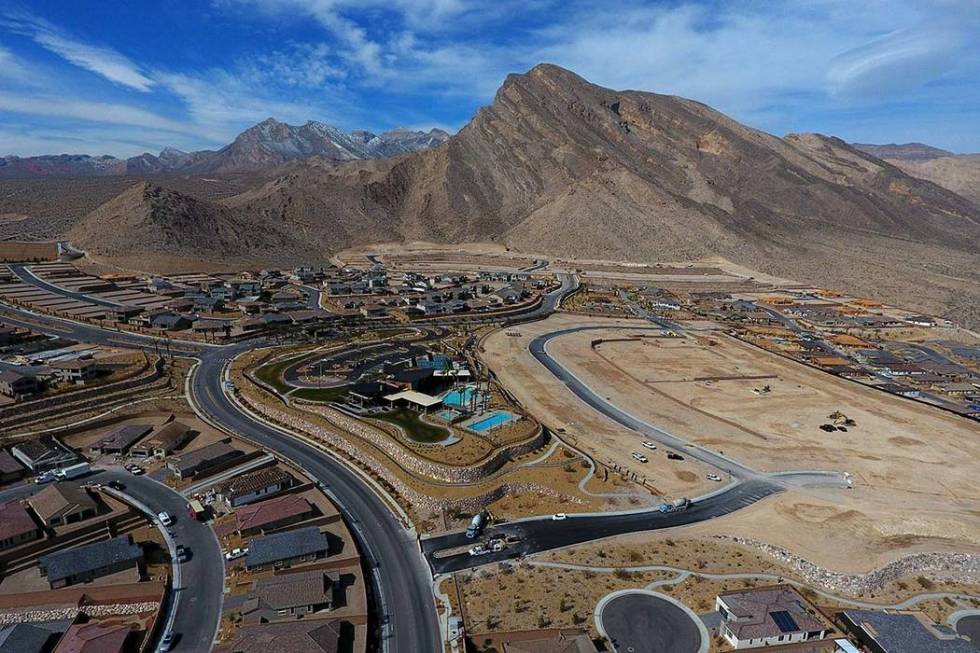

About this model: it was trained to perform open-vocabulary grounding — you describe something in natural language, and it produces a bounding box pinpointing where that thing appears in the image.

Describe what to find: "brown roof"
[219,619,345,653]
[718,585,826,642]
[0,500,39,541]
[54,621,132,653]
[29,482,97,523]
[217,467,295,501]
[0,449,24,475]
[252,569,336,610]
[236,494,315,533]
[502,631,598,653]
[142,420,192,451]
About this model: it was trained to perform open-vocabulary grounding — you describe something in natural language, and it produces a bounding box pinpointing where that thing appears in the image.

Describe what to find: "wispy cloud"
[2,11,155,91]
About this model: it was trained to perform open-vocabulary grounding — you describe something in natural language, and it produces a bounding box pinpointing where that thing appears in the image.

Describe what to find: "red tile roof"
[235,494,313,532]
[54,621,132,653]
[0,500,39,542]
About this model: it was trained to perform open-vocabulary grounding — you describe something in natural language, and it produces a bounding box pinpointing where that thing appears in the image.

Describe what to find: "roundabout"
[596,589,708,653]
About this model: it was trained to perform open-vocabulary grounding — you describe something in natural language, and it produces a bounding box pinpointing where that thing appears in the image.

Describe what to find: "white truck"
[658,497,691,513]
[55,462,91,480]
[465,512,486,539]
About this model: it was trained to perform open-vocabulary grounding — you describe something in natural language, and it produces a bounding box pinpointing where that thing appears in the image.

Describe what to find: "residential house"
[0,622,69,653]
[0,500,43,550]
[245,526,331,571]
[0,449,26,483]
[215,467,296,507]
[235,494,317,536]
[11,437,77,472]
[29,482,99,528]
[241,569,340,623]
[38,535,142,589]
[838,609,975,652]
[716,585,830,649]
[53,621,134,653]
[50,358,101,385]
[497,629,599,653]
[0,368,39,399]
[216,619,354,653]
[131,420,194,458]
[168,441,244,479]
[91,424,153,455]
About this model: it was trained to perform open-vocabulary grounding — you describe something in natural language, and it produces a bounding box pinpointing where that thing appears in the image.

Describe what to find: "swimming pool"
[465,410,517,433]
[432,408,462,423]
[442,385,478,407]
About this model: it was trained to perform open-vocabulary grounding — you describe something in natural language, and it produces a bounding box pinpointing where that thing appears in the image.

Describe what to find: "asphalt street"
[90,469,225,653]
[956,615,980,650]
[599,593,704,653]
[423,479,780,574]
[9,264,126,308]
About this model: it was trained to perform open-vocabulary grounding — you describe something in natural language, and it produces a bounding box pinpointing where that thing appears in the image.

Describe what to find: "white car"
[641,441,658,450]
[225,547,248,561]
[706,473,722,482]
[130,466,145,476]
[631,452,649,463]
[551,513,567,521]
[157,511,173,526]
[468,544,490,556]
[159,631,175,651]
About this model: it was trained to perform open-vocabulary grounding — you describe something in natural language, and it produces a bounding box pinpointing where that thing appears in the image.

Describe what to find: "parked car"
[468,544,489,556]
[667,452,684,460]
[129,465,145,475]
[642,441,658,450]
[706,473,722,482]
[34,471,58,485]
[631,452,648,463]
[159,631,175,652]
[551,513,567,521]
[108,480,127,491]
[157,511,173,526]
[225,547,248,561]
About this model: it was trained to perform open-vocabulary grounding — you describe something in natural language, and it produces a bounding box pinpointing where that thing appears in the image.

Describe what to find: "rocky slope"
[0,120,450,178]
[854,143,980,208]
[68,65,980,325]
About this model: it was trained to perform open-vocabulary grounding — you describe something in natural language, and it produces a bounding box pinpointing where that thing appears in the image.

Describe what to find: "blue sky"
[1,0,978,157]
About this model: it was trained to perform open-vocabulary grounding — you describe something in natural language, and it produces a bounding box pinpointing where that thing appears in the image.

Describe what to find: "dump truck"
[658,497,691,513]
[465,512,486,539]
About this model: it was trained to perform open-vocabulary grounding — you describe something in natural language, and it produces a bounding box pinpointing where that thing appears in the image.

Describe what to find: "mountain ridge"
[0,119,451,178]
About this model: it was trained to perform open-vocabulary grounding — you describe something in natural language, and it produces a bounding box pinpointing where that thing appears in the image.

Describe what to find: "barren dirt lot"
[482,314,980,572]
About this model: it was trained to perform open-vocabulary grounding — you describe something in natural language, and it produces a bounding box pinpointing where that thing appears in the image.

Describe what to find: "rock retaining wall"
[722,535,980,595]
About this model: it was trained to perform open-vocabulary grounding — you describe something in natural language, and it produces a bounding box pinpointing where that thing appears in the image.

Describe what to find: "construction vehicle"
[659,497,691,513]
[465,512,486,539]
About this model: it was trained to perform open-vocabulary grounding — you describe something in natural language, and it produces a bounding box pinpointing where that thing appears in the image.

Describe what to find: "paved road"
[598,592,705,653]
[423,480,780,574]
[10,264,127,308]
[957,615,980,650]
[91,469,225,653]
[192,350,442,653]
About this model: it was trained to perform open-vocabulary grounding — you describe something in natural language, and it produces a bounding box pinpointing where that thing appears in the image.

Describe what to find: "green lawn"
[374,408,449,443]
[290,385,351,403]
[253,352,313,393]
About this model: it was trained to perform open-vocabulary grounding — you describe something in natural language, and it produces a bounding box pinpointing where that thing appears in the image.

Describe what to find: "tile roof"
[246,526,329,568]
[140,420,192,451]
[171,441,242,472]
[235,494,314,532]
[220,619,345,653]
[0,622,66,653]
[252,569,336,610]
[0,450,24,475]
[29,482,98,523]
[53,621,132,653]
[842,610,976,652]
[0,500,39,542]
[96,424,153,451]
[39,535,143,584]
[718,585,825,642]
[216,467,295,501]
[503,631,598,653]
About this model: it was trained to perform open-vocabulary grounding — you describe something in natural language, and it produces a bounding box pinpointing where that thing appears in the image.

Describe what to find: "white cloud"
[2,11,155,91]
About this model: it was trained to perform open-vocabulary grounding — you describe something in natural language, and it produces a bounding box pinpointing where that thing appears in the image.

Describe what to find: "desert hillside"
[47,65,980,325]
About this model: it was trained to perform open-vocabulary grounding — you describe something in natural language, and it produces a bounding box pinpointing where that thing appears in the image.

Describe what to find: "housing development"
[0,241,977,653]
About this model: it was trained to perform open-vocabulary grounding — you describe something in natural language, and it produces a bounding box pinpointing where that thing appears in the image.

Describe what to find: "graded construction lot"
[482,313,980,572]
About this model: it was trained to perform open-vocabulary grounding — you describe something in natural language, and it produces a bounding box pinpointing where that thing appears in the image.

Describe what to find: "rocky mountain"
[0,120,450,178]
[852,142,954,161]
[853,142,980,208]
[60,64,980,325]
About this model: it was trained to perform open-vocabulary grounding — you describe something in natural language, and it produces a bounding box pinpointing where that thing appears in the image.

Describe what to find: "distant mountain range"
[62,64,980,328]
[0,119,451,177]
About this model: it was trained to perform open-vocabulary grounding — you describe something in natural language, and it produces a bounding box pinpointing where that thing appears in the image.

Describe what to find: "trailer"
[187,499,206,521]
[56,462,91,480]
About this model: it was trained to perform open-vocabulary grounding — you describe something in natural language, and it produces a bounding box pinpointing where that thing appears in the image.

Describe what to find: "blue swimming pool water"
[467,411,515,432]
[442,385,477,407]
